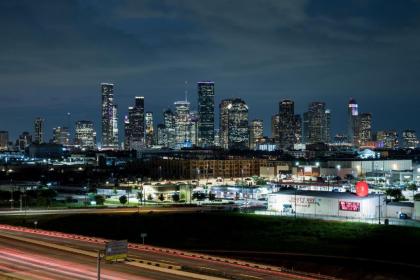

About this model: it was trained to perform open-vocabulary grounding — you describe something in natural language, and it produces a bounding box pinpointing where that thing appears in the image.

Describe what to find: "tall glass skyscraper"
[219,99,233,149]
[126,96,145,150]
[278,100,301,150]
[197,81,215,147]
[227,98,249,150]
[303,102,330,144]
[347,98,358,145]
[145,111,154,147]
[101,83,119,149]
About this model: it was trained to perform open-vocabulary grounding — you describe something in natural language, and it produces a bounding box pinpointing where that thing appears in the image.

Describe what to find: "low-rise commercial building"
[268,190,385,219]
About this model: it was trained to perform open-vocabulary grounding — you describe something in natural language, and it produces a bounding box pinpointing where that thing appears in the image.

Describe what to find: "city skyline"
[1,1,420,139]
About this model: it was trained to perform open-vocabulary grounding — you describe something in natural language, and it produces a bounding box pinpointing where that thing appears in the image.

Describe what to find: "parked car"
[399,213,409,219]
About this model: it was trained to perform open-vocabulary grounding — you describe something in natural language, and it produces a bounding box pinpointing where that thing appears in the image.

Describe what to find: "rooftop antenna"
[184,80,188,102]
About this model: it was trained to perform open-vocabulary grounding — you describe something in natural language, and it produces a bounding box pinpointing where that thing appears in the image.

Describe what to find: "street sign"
[104,240,128,261]
[140,233,147,238]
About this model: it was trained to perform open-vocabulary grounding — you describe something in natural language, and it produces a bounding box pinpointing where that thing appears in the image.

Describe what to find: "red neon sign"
[339,201,360,212]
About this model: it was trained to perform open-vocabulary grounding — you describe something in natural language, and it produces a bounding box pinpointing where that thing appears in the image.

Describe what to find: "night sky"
[1,0,420,141]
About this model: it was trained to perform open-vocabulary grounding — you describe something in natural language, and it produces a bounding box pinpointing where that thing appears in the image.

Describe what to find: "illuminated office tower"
[34,117,44,144]
[0,131,8,151]
[145,112,154,147]
[227,98,249,150]
[219,99,233,149]
[163,108,176,148]
[347,98,358,145]
[303,102,330,144]
[174,100,191,148]
[52,126,70,146]
[189,111,199,147]
[278,100,301,150]
[249,119,264,150]
[197,81,215,147]
[402,129,418,149]
[126,96,145,150]
[74,120,96,150]
[357,113,372,146]
[101,83,119,149]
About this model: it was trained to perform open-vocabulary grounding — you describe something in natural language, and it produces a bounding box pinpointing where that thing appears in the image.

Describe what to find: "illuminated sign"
[339,201,360,212]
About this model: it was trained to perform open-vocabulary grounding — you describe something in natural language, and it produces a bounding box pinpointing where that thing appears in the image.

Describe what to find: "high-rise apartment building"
[227,98,249,149]
[278,100,301,150]
[145,112,154,147]
[16,132,32,151]
[0,131,8,151]
[303,102,330,144]
[101,83,118,149]
[249,119,264,150]
[219,99,233,149]
[34,117,44,144]
[74,121,96,150]
[197,81,215,147]
[402,129,419,149]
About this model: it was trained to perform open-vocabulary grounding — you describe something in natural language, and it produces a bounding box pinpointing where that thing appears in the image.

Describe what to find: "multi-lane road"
[0,206,228,216]
[0,224,327,280]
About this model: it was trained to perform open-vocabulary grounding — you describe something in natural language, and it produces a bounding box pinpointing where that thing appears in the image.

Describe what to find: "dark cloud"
[0,0,420,141]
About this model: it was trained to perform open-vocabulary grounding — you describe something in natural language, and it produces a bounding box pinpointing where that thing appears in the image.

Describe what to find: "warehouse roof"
[271,190,381,200]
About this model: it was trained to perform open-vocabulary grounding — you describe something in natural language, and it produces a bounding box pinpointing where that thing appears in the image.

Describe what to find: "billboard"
[339,201,360,212]
[105,240,128,261]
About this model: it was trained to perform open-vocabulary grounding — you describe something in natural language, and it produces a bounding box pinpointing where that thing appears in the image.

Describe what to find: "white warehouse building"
[268,190,386,219]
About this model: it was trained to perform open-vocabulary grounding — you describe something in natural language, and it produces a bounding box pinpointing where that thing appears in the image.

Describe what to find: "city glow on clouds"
[1,0,420,138]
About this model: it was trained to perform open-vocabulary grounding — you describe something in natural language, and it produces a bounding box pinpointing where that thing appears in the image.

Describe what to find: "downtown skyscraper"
[101,83,119,150]
[249,119,264,150]
[278,100,301,150]
[197,81,215,147]
[227,98,249,150]
[347,98,358,145]
[219,99,233,149]
[303,102,331,144]
[74,120,96,150]
[145,111,154,147]
[125,96,145,150]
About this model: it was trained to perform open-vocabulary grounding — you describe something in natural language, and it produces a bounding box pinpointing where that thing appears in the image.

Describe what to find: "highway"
[0,224,326,280]
[0,206,227,216]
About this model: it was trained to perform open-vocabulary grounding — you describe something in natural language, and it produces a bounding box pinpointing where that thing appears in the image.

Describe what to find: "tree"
[172,193,180,202]
[119,195,127,205]
[158,194,164,201]
[407,183,418,198]
[414,193,420,201]
[385,188,404,202]
[94,195,105,205]
[208,192,216,201]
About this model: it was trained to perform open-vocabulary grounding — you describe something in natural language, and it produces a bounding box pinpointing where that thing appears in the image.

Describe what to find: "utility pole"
[378,194,381,225]
[97,250,102,280]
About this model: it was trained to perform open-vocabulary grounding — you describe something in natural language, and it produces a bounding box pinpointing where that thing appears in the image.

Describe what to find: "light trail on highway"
[0,247,152,280]
[0,224,326,280]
